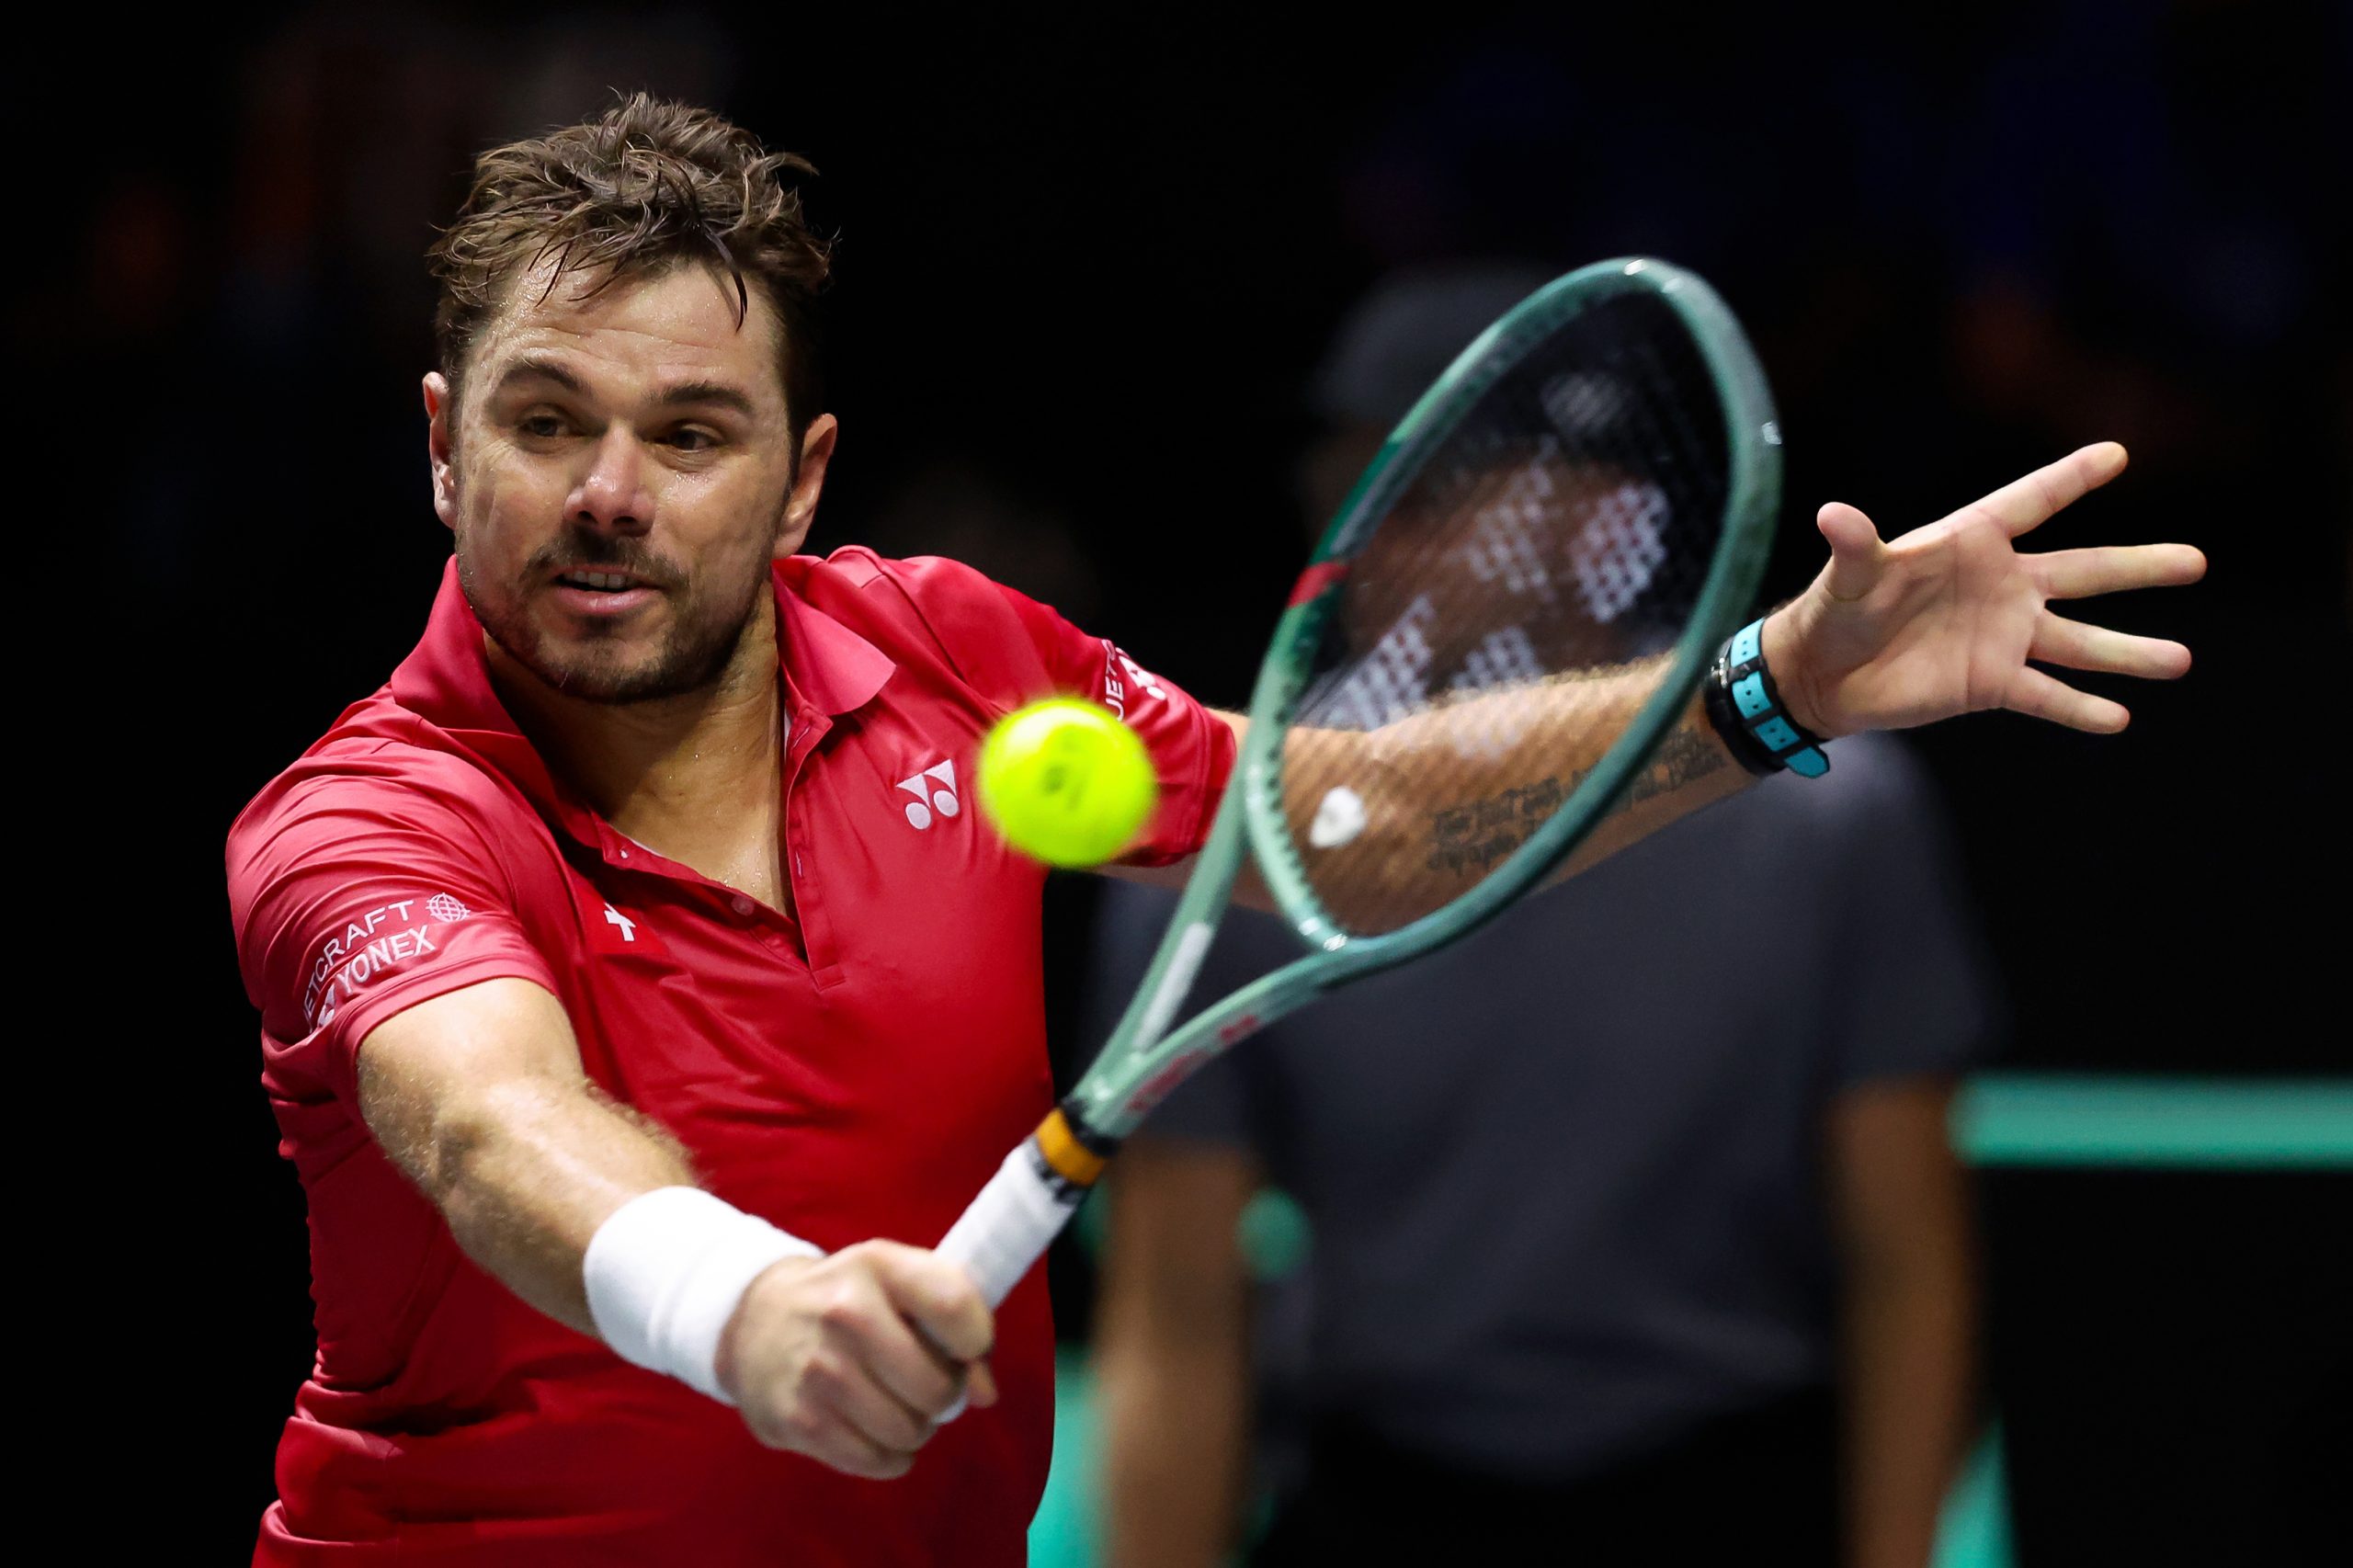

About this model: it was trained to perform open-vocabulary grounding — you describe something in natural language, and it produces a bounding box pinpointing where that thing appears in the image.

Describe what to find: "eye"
[517,413,568,439]
[668,427,721,453]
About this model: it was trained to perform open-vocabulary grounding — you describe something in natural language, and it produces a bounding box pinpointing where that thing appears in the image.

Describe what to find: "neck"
[486,597,786,861]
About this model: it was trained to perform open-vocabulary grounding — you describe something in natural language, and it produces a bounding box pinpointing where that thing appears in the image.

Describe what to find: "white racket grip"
[931,1142,1083,1424]
[937,1142,1081,1310]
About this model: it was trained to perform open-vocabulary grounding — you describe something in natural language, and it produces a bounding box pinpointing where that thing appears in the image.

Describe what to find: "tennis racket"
[938,256,1781,1310]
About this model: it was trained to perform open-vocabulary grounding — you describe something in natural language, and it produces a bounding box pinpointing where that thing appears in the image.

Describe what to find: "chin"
[535,641,699,703]
[542,661,671,703]
[541,622,752,705]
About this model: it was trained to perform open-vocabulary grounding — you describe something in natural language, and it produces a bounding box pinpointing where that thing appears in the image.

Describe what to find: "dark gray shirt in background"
[1085,733,1999,1481]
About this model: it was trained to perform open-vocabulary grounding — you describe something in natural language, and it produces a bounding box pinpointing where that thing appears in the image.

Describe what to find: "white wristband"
[582,1186,823,1404]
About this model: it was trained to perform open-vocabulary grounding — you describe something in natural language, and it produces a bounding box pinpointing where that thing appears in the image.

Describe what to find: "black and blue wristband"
[1704,618,1830,779]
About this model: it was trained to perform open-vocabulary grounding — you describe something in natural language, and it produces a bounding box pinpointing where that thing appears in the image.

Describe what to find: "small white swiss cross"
[602,903,638,942]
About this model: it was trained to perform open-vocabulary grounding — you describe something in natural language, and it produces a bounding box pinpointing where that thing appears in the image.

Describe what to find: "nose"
[567,426,655,536]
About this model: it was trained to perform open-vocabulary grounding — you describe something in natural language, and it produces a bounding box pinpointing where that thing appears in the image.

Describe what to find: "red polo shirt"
[226,548,1233,1565]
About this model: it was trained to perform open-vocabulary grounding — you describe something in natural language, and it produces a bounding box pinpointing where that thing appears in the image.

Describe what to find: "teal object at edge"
[1031,1074,2350,1566]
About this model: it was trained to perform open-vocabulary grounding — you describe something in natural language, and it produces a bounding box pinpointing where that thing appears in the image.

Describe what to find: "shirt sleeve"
[227,765,560,1112]
[886,553,1239,867]
[1814,740,2006,1087]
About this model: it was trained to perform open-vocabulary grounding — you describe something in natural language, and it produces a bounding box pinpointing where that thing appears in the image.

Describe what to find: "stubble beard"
[456,526,773,706]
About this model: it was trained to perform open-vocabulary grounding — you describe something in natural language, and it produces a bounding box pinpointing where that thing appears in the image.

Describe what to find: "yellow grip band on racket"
[1035,1108,1108,1187]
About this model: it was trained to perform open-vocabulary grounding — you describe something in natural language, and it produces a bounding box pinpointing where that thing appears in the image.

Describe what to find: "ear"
[425,372,460,533]
[773,412,839,561]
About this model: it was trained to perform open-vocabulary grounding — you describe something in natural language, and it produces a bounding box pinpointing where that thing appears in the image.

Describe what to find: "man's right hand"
[716,1241,999,1479]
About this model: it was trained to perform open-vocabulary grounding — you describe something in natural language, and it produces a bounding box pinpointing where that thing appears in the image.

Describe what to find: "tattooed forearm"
[1423,720,1731,876]
[1616,724,1729,811]
[1427,772,1573,874]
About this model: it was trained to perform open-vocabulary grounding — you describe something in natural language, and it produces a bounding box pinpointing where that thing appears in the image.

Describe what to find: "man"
[1089,258,1995,1568]
[225,98,2201,1565]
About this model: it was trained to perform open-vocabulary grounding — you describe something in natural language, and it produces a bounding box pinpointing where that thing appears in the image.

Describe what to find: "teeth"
[564,572,632,591]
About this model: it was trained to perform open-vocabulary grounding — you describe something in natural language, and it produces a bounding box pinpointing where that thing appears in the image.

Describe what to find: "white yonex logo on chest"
[897,760,961,830]
[603,903,638,942]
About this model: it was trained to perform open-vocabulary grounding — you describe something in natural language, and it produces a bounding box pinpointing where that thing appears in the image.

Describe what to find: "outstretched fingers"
[2037,542,2208,601]
[1972,442,2130,539]
[2029,612,2193,681]
[2003,666,2131,733]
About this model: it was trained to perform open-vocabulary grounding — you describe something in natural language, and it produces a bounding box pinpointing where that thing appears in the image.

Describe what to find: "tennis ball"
[978,699,1158,868]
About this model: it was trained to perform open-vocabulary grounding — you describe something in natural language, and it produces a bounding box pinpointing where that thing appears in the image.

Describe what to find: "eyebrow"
[492,356,758,419]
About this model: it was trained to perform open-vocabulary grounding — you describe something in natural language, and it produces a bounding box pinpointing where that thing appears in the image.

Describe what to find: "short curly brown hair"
[428,94,831,447]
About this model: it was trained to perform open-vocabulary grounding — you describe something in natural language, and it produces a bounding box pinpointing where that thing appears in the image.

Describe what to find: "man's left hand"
[1761,442,2206,739]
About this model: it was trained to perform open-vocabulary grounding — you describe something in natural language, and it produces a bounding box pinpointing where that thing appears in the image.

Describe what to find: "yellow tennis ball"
[978,699,1159,868]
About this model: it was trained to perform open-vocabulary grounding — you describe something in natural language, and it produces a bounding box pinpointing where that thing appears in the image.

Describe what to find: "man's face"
[426,262,833,703]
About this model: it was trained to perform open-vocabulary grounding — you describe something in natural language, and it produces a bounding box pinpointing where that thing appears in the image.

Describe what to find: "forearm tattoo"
[1425,723,1728,875]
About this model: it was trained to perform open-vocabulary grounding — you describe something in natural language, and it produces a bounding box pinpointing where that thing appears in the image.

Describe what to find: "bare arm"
[357,976,996,1478]
[358,975,695,1333]
[1095,1139,1261,1568]
[1825,1078,1980,1568]
[1109,686,1747,920]
[1109,444,2200,913]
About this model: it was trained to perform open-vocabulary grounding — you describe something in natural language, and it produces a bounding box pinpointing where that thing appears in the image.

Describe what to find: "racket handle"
[937,1142,1083,1309]
[930,1141,1086,1424]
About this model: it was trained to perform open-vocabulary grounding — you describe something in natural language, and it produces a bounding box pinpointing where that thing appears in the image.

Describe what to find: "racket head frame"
[1243,256,1783,960]
[1073,257,1781,1140]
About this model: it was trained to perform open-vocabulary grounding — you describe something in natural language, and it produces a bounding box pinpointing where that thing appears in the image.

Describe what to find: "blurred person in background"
[1090,267,2002,1568]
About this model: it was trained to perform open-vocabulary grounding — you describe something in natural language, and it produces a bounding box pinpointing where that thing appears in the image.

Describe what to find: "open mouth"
[554,569,649,593]
[546,567,663,616]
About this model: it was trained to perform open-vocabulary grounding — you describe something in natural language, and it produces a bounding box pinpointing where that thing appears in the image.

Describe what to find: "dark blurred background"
[49,0,2346,1560]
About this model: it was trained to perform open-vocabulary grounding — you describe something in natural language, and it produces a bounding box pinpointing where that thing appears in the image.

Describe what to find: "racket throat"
[1031,1101,1120,1196]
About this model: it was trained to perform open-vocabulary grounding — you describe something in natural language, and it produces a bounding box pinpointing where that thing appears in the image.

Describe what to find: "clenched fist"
[715,1240,999,1479]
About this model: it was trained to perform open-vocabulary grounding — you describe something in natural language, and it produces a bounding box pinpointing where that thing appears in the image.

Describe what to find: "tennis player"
[225,97,2203,1565]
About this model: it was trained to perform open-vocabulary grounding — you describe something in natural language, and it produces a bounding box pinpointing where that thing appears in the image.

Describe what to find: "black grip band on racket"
[1027,1100,1125,1200]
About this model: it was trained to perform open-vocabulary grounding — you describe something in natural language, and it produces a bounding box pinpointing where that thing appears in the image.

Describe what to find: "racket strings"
[1279,290,1733,936]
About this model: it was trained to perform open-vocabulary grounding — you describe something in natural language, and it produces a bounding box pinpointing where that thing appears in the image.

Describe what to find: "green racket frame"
[938,258,1780,1312]
[1074,256,1780,1137]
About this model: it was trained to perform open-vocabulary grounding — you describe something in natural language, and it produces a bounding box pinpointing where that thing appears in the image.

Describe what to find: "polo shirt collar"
[773,560,894,717]
[388,556,896,836]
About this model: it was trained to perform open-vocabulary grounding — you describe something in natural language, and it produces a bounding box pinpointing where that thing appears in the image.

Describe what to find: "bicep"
[356,976,587,1187]
[230,776,563,1108]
